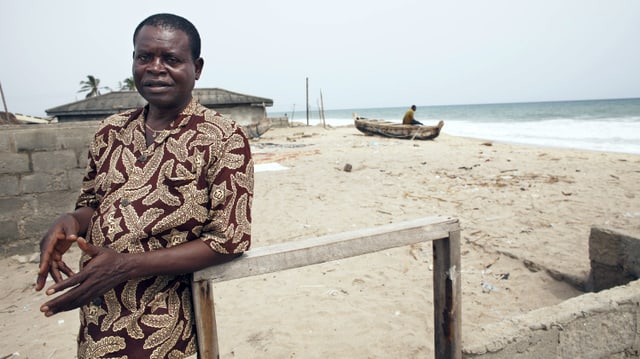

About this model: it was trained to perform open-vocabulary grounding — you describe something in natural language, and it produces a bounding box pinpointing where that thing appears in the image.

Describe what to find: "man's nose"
[148,57,165,72]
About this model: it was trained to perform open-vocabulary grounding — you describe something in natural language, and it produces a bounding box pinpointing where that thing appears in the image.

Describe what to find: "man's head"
[411,105,417,111]
[133,13,201,60]
[132,13,204,111]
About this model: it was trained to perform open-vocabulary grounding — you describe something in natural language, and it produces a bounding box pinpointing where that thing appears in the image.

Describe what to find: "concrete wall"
[0,122,98,256]
[588,227,640,292]
[211,105,264,126]
[463,227,640,359]
[267,116,289,128]
[463,279,640,358]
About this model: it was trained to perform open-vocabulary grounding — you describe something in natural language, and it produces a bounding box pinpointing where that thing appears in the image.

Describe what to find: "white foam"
[443,119,640,154]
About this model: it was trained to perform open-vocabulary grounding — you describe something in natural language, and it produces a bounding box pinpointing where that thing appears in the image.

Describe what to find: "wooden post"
[290,103,295,123]
[0,81,9,122]
[305,77,309,126]
[192,279,220,359]
[432,228,462,359]
[320,90,326,128]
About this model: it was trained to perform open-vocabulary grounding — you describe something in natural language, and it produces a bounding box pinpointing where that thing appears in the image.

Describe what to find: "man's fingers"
[37,260,50,277]
[46,269,85,295]
[50,261,63,283]
[77,237,100,257]
[41,282,95,316]
[41,291,85,316]
[35,273,48,291]
[57,260,75,278]
[37,231,67,276]
[37,246,55,276]
[36,260,75,291]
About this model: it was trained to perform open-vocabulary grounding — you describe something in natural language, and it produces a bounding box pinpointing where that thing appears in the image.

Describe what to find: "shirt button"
[121,199,130,207]
[138,154,148,162]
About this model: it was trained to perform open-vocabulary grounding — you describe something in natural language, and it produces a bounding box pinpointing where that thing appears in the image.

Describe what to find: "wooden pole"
[433,228,462,358]
[290,103,295,122]
[320,90,326,128]
[192,280,220,359]
[0,81,9,122]
[305,77,309,126]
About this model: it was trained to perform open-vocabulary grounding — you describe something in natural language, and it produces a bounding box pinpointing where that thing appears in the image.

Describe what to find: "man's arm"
[40,238,238,316]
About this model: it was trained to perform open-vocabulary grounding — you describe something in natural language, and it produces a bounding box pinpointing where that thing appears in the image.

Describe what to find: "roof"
[0,112,56,125]
[192,88,273,108]
[0,112,21,125]
[45,88,273,116]
[14,113,56,124]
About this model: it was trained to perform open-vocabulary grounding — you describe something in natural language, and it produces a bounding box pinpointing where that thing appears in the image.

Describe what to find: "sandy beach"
[2,124,639,358]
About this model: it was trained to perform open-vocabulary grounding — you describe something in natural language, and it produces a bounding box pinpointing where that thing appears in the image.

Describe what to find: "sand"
[2,124,639,358]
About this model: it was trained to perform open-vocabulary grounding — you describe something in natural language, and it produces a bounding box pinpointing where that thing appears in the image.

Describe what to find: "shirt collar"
[131,97,203,130]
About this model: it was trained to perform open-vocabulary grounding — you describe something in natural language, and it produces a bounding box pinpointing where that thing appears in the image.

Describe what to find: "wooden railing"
[192,216,461,358]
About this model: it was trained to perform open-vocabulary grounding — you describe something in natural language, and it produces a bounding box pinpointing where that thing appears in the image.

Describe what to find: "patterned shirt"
[75,99,253,358]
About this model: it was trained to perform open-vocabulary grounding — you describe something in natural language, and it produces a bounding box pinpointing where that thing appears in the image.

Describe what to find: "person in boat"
[402,105,423,126]
[35,13,253,358]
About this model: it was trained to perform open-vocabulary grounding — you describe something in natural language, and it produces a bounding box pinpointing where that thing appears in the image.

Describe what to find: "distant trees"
[77,75,135,98]
[119,77,136,91]
[78,75,108,98]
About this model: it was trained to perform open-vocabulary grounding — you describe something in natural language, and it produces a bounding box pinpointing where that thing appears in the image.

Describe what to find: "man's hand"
[35,213,81,291]
[40,237,130,317]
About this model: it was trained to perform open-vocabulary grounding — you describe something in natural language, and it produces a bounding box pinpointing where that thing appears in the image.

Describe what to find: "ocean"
[269,98,640,155]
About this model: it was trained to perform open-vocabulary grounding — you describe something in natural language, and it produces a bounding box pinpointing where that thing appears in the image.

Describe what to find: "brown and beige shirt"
[75,99,253,358]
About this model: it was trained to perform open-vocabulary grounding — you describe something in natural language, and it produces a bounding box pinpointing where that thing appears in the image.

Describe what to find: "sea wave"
[272,98,640,154]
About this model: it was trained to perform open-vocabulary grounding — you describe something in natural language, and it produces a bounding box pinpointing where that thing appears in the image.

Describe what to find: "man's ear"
[195,57,204,80]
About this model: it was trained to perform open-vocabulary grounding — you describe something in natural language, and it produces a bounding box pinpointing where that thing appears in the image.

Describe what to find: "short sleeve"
[201,125,253,254]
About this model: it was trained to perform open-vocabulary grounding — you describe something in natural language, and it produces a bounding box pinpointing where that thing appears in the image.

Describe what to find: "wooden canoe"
[241,118,272,139]
[353,114,444,140]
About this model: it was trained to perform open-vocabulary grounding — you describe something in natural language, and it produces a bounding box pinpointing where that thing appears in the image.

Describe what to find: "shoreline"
[291,121,640,155]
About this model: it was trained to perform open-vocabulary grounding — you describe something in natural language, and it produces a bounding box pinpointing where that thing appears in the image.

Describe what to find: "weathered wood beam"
[194,216,458,283]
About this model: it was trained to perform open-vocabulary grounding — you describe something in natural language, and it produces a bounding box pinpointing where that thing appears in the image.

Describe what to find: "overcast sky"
[2,0,639,116]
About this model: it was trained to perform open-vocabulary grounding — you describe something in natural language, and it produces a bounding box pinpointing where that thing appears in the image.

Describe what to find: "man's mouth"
[143,81,172,88]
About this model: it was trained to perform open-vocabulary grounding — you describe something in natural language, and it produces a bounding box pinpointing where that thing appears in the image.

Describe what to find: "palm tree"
[78,75,107,98]
[119,76,136,91]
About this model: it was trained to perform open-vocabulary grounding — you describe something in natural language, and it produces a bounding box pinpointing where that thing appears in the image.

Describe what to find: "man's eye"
[165,57,179,65]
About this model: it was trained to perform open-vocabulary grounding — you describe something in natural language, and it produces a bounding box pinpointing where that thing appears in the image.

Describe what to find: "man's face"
[132,25,203,111]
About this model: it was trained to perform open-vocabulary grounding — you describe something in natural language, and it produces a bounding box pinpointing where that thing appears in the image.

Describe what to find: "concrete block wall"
[589,226,640,291]
[462,279,640,358]
[463,227,640,358]
[0,122,98,256]
[267,116,290,128]
[214,106,265,126]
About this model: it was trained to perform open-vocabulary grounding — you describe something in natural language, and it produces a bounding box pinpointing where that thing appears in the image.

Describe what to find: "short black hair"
[133,13,201,60]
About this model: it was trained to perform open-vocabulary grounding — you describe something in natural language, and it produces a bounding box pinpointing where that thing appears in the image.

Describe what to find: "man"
[35,13,253,358]
[402,104,423,125]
